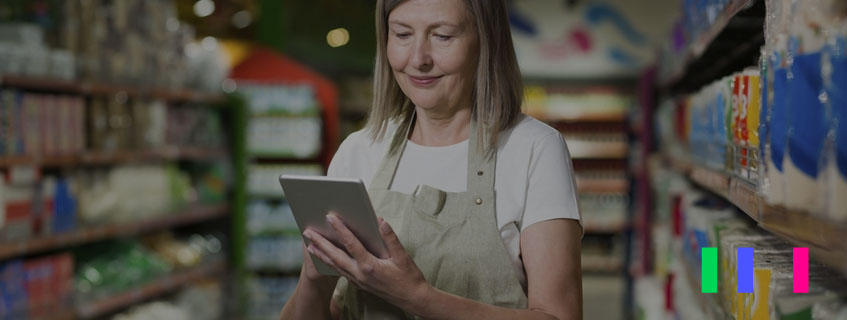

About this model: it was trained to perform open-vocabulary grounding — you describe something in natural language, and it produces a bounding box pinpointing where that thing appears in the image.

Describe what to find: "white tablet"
[279,174,388,276]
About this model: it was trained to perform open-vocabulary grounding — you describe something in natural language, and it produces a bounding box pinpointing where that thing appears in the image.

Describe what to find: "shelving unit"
[0,148,226,168]
[0,75,225,104]
[0,204,228,261]
[75,259,226,319]
[659,0,765,94]
[633,0,847,317]
[663,156,847,275]
[1,71,234,318]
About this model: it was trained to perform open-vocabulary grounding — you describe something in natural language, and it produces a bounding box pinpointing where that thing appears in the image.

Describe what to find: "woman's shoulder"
[328,123,396,178]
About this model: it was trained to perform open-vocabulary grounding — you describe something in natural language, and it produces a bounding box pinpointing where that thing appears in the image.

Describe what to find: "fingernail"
[326,214,337,224]
[380,221,392,233]
[302,230,312,239]
[306,245,316,254]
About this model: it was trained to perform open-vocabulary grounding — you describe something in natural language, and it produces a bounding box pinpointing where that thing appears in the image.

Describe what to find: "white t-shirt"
[327,114,582,287]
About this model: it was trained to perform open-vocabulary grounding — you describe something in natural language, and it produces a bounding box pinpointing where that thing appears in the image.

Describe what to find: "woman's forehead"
[388,0,470,27]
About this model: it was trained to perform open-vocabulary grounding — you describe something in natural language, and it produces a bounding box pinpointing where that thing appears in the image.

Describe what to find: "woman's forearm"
[279,276,337,320]
[403,286,565,320]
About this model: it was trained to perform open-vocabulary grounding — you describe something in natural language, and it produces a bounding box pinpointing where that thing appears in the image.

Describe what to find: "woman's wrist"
[401,282,437,317]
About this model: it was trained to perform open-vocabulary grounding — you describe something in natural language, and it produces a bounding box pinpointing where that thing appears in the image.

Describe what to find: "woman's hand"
[300,242,340,284]
[302,214,431,312]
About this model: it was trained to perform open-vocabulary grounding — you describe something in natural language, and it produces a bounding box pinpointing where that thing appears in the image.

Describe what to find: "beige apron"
[335,118,528,319]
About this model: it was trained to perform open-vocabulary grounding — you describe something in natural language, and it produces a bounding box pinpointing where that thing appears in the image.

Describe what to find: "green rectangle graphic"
[701,247,718,293]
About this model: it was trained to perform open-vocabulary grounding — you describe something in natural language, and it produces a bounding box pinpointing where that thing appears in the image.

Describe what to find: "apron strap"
[466,120,496,195]
[370,114,415,190]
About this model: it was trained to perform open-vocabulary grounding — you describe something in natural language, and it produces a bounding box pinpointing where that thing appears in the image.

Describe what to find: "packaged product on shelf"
[813,300,847,320]
[74,240,172,303]
[248,116,323,158]
[823,12,847,221]
[74,165,194,223]
[112,301,191,320]
[241,84,320,116]
[247,235,303,272]
[247,201,298,236]
[763,0,793,206]
[0,260,28,319]
[782,0,832,212]
[248,164,323,197]
[578,193,628,228]
[23,253,74,318]
[247,276,298,320]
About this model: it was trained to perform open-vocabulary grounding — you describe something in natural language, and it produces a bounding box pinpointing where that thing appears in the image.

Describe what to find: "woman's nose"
[410,38,433,71]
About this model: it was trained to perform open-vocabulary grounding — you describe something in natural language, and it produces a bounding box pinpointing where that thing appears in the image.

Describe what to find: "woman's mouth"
[408,75,443,87]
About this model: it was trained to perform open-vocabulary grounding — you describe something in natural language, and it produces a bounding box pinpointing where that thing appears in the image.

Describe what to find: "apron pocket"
[412,184,447,217]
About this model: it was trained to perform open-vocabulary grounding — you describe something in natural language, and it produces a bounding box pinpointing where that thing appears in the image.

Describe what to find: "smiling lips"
[408,75,443,87]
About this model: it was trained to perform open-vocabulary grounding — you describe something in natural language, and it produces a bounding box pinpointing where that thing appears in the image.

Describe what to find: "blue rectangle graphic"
[737,247,753,293]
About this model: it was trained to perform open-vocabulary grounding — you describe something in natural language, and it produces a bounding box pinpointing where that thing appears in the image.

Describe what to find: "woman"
[280,0,583,319]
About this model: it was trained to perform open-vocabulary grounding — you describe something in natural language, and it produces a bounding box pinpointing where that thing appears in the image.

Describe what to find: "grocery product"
[823,6,847,221]
[248,164,323,197]
[782,0,832,212]
[247,276,298,320]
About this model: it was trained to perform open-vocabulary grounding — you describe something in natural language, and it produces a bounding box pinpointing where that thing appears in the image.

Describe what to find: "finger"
[379,220,405,258]
[303,229,358,274]
[377,217,384,224]
[309,245,360,283]
[327,213,374,263]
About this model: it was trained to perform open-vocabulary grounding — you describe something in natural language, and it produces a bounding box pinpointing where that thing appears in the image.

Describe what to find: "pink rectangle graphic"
[793,247,809,293]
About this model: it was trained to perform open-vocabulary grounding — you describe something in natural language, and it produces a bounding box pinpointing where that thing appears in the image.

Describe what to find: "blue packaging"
[771,67,789,172]
[53,178,76,234]
[0,261,28,319]
[787,52,827,177]
[831,41,847,178]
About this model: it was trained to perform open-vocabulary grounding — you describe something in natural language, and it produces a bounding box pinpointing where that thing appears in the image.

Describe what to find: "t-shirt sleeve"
[327,133,356,178]
[521,132,583,233]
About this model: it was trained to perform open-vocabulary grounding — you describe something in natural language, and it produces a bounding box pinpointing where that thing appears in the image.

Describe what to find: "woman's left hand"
[302,213,431,310]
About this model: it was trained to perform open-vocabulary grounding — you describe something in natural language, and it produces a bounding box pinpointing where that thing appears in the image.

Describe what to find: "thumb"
[379,220,405,258]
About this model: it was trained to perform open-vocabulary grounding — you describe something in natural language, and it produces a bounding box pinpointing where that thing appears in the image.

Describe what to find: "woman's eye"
[395,32,411,39]
[434,34,452,41]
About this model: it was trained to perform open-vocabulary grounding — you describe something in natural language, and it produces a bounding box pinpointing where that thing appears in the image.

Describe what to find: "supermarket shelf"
[0,203,229,260]
[577,178,630,194]
[76,259,226,319]
[0,148,226,168]
[660,0,765,93]
[582,255,624,273]
[667,158,847,275]
[539,111,629,124]
[0,75,225,104]
[567,140,628,159]
[583,221,630,234]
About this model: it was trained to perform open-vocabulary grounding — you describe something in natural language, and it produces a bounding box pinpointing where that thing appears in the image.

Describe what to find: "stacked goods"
[760,0,846,216]
[241,84,323,159]
[0,253,74,319]
[246,201,303,272]
[642,165,847,319]
[0,90,86,157]
[1,168,77,241]
[656,0,847,220]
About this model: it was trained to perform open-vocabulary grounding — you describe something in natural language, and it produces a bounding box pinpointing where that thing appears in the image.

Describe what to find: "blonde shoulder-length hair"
[366,0,523,154]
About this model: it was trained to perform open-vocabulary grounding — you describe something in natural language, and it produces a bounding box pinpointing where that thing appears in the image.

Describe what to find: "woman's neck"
[409,106,472,147]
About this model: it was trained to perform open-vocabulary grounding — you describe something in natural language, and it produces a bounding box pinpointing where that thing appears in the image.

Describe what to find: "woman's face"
[386,0,479,112]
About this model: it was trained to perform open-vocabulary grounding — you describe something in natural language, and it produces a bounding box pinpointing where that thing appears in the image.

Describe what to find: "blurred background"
[0,0,846,319]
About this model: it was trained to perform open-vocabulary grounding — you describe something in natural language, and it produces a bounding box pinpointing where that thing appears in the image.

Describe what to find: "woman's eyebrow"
[388,20,461,30]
